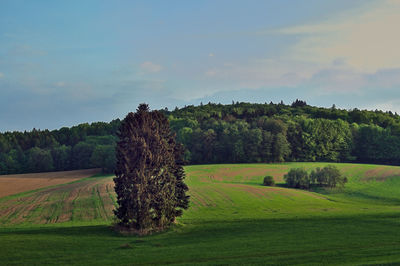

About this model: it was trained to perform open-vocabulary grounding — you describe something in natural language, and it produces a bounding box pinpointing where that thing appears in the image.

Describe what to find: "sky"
[1,0,400,131]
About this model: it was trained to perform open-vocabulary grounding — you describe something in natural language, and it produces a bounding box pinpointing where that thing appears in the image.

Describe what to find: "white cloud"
[140,61,163,73]
[277,0,400,73]
[0,72,4,78]
[208,53,214,57]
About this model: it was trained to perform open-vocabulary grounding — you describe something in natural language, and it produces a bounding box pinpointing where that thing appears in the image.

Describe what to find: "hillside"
[2,101,400,176]
[1,163,400,264]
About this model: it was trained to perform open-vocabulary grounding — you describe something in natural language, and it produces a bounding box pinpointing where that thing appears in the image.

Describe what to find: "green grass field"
[1,162,400,265]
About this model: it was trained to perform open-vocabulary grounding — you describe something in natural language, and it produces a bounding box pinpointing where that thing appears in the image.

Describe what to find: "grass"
[1,162,400,265]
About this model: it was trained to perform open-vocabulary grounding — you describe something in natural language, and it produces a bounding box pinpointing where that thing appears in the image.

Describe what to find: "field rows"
[0,175,115,225]
[1,163,400,265]
[0,168,101,198]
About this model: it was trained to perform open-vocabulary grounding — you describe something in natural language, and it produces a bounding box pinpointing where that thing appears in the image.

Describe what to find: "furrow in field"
[105,182,117,208]
[57,186,80,223]
[189,187,217,207]
[207,185,235,205]
[94,183,110,220]
[98,179,116,219]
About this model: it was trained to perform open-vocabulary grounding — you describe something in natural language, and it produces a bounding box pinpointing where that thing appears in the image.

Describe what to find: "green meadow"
[1,162,400,265]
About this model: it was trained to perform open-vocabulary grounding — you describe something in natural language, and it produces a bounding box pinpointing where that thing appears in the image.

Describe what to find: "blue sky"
[1,0,400,131]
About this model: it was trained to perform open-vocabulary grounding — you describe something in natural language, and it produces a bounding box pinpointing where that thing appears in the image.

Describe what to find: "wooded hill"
[2,100,400,174]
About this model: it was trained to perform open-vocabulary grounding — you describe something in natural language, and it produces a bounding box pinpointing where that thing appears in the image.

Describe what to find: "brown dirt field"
[198,167,288,183]
[362,167,400,182]
[0,168,101,198]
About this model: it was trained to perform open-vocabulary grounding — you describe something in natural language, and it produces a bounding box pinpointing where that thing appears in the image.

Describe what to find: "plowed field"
[0,169,101,198]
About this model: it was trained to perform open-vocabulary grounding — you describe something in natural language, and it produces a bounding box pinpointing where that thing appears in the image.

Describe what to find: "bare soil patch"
[201,166,289,183]
[0,169,101,198]
[362,167,400,182]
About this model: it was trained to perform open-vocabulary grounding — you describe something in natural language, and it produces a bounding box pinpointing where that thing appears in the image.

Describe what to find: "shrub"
[263,176,275,186]
[284,168,310,189]
[285,165,348,190]
[310,165,347,188]
[310,167,326,186]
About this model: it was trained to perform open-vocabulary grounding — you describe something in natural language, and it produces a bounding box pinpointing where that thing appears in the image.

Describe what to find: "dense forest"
[2,100,400,175]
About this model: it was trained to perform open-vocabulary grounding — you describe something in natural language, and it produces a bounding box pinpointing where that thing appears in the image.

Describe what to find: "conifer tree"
[113,104,189,234]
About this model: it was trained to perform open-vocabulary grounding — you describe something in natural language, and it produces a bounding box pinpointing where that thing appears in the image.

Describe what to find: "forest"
[1,100,400,175]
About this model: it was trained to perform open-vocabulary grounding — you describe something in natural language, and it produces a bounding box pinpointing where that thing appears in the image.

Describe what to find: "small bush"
[263,176,275,186]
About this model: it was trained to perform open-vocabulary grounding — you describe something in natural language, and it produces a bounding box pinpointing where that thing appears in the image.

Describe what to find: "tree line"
[0,120,120,174]
[169,101,400,165]
[2,101,400,174]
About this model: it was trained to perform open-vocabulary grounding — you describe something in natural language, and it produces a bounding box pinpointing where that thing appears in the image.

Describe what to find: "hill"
[1,163,400,264]
[2,101,400,175]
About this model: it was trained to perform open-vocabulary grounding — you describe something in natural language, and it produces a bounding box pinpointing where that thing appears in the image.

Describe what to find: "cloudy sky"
[1,0,400,131]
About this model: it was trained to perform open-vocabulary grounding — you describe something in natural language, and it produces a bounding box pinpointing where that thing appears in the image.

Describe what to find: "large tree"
[113,104,189,235]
